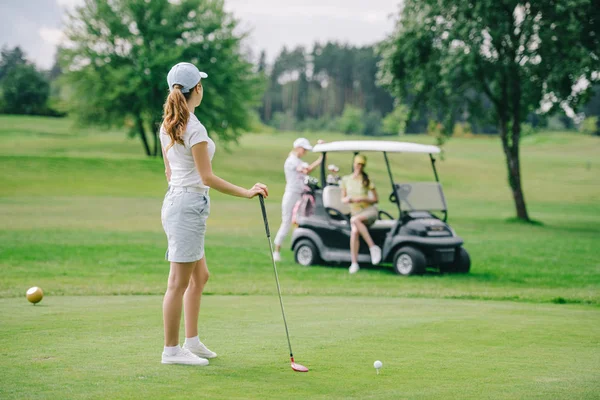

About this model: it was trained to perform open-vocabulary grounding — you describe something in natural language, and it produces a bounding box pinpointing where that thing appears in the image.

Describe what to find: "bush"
[248,110,275,133]
[452,122,473,138]
[520,122,537,137]
[296,116,332,132]
[269,111,297,131]
[337,105,365,134]
[382,104,409,135]
[579,116,599,135]
[427,120,444,138]
[363,111,383,136]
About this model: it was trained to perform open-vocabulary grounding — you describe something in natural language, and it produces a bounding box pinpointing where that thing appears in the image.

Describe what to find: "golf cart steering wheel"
[378,210,394,220]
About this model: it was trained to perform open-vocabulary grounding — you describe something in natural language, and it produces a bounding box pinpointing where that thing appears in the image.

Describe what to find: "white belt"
[169,186,209,195]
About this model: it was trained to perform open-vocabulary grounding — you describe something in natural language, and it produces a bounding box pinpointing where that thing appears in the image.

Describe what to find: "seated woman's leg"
[350,214,375,248]
[350,224,360,264]
[351,210,382,265]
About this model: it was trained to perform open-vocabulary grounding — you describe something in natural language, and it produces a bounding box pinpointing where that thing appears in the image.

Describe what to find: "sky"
[0,0,401,69]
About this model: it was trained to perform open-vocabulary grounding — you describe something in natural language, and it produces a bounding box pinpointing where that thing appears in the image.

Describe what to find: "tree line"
[1,0,598,221]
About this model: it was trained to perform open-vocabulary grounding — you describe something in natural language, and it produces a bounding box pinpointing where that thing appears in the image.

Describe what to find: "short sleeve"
[340,176,347,190]
[187,123,209,148]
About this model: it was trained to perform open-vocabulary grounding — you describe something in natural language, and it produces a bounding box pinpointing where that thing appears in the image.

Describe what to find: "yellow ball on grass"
[26,287,44,305]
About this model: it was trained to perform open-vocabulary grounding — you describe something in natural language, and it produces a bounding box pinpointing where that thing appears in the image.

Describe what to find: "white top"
[283,153,305,194]
[160,113,216,188]
[312,140,441,154]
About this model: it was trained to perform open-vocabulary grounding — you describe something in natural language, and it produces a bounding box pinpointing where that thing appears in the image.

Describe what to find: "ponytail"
[361,170,370,189]
[162,84,191,151]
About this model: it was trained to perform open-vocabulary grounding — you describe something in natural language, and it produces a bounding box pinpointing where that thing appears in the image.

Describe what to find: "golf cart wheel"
[393,246,426,276]
[453,247,471,274]
[294,240,320,266]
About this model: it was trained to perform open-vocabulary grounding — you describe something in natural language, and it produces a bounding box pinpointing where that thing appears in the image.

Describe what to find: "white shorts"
[161,188,210,263]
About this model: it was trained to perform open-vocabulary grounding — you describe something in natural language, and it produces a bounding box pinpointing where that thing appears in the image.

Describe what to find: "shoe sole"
[161,359,209,366]
[185,351,218,359]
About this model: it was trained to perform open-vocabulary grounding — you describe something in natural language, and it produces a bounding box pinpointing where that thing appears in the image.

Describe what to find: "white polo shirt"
[283,153,306,194]
[160,113,216,188]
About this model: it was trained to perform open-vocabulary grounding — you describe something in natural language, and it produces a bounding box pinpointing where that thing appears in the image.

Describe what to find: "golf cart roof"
[312,140,441,154]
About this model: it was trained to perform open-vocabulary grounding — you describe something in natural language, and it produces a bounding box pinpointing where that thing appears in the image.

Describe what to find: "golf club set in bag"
[258,195,308,373]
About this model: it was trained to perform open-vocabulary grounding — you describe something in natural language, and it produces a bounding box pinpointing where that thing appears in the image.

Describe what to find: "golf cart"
[290,140,470,275]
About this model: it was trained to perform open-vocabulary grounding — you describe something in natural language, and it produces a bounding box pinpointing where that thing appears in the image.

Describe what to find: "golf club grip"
[258,195,270,237]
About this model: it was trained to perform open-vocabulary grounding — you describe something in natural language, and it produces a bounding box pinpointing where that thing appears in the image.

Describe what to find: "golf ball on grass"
[26,287,43,304]
[374,360,382,374]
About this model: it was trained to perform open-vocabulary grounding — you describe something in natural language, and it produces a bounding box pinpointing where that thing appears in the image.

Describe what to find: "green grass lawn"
[1,296,599,400]
[1,115,599,399]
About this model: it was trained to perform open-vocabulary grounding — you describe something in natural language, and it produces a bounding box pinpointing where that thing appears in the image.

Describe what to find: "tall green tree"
[379,0,599,221]
[0,46,27,81]
[1,64,50,115]
[60,0,262,156]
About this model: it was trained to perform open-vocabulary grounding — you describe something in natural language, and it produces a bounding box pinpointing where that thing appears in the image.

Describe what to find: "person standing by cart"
[273,138,323,261]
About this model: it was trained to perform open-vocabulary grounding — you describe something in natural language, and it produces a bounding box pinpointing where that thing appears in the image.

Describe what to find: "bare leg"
[351,215,376,248]
[184,257,210,339]
[163,262,195,347]
[350,225,360,264]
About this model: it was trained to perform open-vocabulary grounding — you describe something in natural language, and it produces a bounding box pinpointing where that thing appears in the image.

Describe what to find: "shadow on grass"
[503,217,600,235]
[312,262,500,280]
[505,217,544,226]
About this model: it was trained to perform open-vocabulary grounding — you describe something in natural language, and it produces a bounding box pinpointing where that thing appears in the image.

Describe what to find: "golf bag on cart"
[292,176,319,225]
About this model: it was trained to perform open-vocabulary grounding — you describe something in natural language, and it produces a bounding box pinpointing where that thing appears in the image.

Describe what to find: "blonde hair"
[162,84,191,151]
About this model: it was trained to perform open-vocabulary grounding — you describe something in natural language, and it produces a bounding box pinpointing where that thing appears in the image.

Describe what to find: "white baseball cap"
[167,62,208,93]
[293,137,313,150]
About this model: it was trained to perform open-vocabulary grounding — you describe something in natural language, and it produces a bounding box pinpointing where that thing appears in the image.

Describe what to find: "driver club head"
[291,361,309,372]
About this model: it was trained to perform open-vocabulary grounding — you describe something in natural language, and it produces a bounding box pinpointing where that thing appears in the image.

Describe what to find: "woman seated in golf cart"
[341,154,382,274]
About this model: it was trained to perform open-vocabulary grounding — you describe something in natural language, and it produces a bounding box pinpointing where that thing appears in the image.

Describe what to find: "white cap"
[167,62,208,93]
[293,137,313,150]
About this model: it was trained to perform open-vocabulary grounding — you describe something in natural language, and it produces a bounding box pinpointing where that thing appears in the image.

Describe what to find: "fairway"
[1,296,599,400]
[1,115,599,399]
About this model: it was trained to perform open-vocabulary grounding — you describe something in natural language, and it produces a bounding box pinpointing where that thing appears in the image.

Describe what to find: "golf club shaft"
[258,195,294,359]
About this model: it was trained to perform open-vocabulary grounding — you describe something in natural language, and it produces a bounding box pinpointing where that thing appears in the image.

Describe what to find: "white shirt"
[160,113,216,188]
[283,153,306,194]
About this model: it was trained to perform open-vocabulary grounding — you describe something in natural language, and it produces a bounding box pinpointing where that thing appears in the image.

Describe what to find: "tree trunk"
[136,115,151,156]
[499,117,530,221]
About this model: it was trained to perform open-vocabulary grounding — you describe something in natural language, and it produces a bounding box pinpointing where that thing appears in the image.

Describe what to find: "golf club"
[258,194,309,373]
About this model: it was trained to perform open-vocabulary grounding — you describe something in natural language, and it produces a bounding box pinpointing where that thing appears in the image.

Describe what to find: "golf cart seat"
[323,185,351,220]
[323,186,396,230]
[369,219,396,230]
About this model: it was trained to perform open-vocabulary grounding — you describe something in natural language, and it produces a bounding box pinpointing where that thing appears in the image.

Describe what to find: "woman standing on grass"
[341,154,381,274]
[160,62,268,366]
[272,138,323,261]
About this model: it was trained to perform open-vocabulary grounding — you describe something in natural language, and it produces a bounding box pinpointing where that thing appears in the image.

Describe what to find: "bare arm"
[305,154,323,174]
[192,142,268,198]
[296,140,325,174]
[162,146,171,183]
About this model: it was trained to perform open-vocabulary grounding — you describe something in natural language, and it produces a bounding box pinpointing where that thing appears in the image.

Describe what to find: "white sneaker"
[183,341,218,359]
[162,347,209,366]
[349,263,360,274]
[369,246,382,265]
[273,252,281,262]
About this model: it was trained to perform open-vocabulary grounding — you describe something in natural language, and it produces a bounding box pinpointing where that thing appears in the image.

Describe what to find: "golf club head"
[291,362,309,372]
